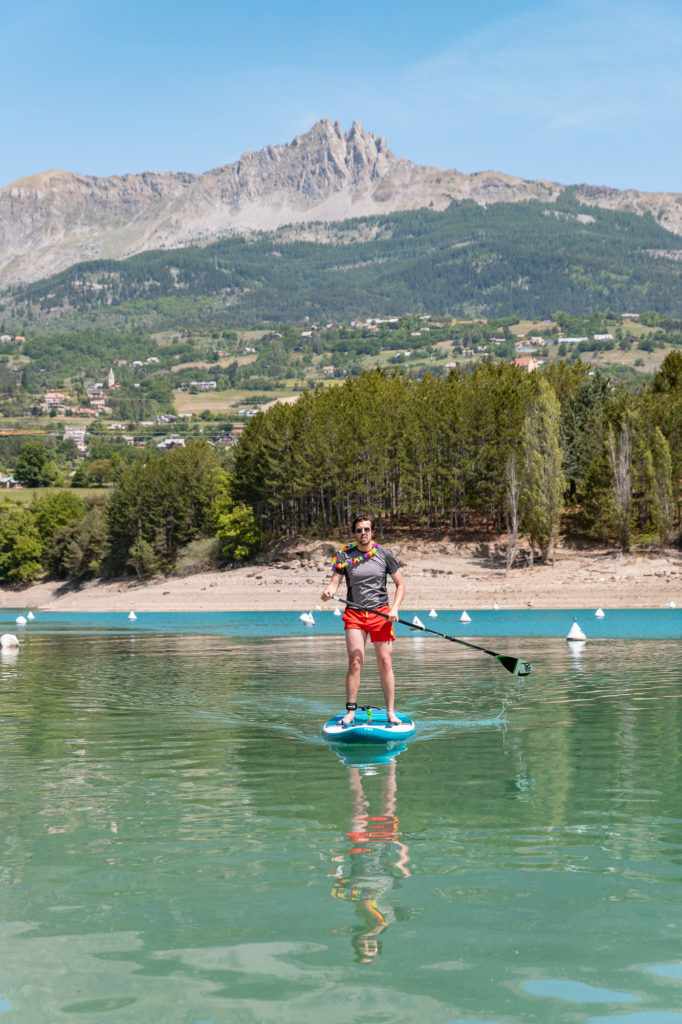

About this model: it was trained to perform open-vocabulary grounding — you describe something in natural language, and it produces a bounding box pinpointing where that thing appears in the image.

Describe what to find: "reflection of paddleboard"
[330,743,407,766]
[323,709,415,744]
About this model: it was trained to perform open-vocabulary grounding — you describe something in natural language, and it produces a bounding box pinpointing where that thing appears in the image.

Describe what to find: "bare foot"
[387,711,401,725]
[342,710,355,726]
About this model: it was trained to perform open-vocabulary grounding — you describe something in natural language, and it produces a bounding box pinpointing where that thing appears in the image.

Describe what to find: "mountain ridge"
[2,119,681,289]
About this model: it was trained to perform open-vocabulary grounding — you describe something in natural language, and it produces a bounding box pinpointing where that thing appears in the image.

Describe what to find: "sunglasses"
[355,526,372,533]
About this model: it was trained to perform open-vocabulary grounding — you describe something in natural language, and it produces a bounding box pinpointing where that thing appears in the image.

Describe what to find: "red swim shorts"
[342,605,395,642]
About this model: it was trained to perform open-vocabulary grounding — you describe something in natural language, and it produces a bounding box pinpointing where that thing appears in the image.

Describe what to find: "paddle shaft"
[331,596,532,676]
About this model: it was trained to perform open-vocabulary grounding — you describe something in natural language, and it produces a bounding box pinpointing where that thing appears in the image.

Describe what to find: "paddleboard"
[322,709,415,744]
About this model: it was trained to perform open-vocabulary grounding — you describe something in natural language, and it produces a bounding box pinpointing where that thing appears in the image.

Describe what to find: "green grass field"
[0,486,108,505]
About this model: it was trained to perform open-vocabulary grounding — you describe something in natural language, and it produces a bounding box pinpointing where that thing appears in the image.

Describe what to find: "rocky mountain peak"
[1,120,682,289]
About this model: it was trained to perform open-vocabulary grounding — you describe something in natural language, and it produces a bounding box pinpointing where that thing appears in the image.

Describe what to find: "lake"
[1,610,682,1023]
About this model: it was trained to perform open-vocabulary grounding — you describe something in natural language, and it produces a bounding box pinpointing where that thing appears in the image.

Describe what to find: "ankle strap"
[345,702,357,711]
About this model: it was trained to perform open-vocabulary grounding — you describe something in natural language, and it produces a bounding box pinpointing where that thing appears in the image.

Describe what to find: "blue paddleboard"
[322,709,416,744]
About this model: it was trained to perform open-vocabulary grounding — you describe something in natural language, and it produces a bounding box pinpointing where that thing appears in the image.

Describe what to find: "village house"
[41,389,72,413]
[513,356,539,372]
[63,425,88,453]
[156,437,185,450]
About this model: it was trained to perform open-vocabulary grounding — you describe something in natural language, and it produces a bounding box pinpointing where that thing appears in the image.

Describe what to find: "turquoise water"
[2,607,681,639]
[1,614,682,1023]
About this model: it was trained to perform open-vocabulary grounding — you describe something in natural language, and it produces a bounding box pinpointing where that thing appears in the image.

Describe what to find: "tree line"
[232,357,682,559]
[0,442,257,584]
[1,355,682,585]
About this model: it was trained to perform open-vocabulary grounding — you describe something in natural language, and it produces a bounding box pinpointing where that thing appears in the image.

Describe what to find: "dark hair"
[352,513,375,532]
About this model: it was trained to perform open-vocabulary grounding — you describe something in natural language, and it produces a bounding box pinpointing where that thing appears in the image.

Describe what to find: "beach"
[3,539,681,613]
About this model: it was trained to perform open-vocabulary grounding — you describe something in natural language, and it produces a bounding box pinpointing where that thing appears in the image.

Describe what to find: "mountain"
[7,193,682,328]
[3,119,682,290]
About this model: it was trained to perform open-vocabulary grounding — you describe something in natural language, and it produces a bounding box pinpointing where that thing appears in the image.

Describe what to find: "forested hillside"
[232,359,682,560]
[3,355,682,585]
[4,192,682,331]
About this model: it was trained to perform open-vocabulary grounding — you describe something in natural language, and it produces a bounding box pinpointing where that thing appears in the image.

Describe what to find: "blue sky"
[3,0,681,192]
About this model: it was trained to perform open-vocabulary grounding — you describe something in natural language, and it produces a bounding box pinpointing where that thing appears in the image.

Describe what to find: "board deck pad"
[322,709,416,744]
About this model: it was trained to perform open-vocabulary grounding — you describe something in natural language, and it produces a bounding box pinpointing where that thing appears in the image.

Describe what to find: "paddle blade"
[497,655,533,676]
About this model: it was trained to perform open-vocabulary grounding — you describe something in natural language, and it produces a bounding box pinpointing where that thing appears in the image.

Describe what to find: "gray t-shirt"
[333,545,400,608]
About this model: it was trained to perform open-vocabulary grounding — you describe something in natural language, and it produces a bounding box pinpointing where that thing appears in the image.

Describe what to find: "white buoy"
[412,615,425,629]
[27,611,35,620]
[670,601,677,609]
[493,602,499,611]
[566,620,587,641]
[0,633,19,648]
[15,616,27,625]
[333,607,341,616]
[128,611,137,621]
[460,611,471,623]
[299,612,315,626]
[315,604,322,611]
[428,608,438,618]
[595,608,605,618]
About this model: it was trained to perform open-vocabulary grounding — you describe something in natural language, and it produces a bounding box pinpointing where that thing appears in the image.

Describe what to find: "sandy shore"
[2,538,681,613]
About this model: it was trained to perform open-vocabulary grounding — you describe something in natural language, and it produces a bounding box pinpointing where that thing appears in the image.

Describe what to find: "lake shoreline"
[2,539,681,613]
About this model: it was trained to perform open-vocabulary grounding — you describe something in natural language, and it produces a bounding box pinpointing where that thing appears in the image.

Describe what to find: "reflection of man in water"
[330,760,410,963]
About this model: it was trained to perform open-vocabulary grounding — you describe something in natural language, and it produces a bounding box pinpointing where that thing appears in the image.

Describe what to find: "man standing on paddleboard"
[321,514,406,727]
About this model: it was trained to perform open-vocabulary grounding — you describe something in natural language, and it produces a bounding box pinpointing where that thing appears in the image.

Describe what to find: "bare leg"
[374,641,400,723]
[343,629,367,724]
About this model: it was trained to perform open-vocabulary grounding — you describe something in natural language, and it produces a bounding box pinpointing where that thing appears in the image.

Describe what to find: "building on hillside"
[156,437,186,450]
[0,474,20,488]
[513,356,539,372]
[63,424,87,453]
[41,389,72,413]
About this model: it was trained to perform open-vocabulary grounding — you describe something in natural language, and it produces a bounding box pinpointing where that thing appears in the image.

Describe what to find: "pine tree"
[519,377,565,563]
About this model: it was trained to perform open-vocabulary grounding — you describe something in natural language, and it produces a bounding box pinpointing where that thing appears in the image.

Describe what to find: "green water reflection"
[1,631,682,1023]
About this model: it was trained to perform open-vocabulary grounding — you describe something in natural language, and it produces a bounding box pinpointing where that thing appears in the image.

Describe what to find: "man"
[321,514,405,726]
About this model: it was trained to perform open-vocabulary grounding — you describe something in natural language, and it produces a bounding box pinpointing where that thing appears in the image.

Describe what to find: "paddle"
[332,596,532,676]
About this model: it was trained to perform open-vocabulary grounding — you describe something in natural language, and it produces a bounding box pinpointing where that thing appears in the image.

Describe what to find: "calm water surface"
[1,614,682,1023]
